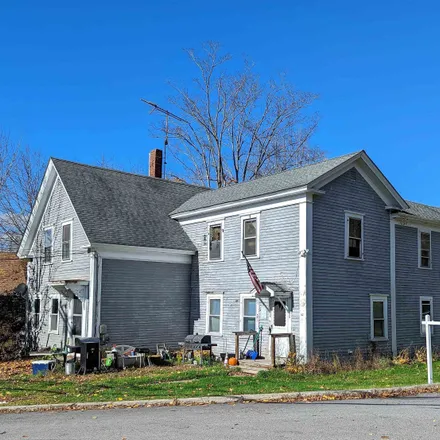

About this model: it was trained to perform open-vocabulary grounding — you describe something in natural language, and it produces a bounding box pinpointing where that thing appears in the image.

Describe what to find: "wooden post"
[271,334,276,368]
[235,333,240,361]
[426,315,433,385]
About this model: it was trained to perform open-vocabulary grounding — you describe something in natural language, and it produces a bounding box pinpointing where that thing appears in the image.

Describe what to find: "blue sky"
[1,1,439,204]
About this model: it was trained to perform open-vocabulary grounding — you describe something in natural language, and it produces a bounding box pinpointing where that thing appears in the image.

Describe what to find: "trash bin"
[65,360,75,375]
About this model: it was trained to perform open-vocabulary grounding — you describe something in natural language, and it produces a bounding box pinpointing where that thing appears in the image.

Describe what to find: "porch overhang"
[48,279,89,301]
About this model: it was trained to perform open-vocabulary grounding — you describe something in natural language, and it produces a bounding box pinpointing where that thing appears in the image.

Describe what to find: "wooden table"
[270,333,296,367]
[233,331,258,361]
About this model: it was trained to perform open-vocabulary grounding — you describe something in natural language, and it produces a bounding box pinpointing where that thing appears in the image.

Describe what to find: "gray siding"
[100,259,191,349]
[28,177,90,349]
[395,225,440,351]
[182,204,300,357]
[312,167,391,355]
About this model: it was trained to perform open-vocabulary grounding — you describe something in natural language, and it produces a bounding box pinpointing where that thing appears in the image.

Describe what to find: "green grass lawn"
[0,361,438,406]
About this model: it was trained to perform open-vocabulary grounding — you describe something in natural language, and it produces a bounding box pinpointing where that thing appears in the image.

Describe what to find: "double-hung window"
[345,212,364,259]
[241,215,259,258]
[420,296,433,334]
[419,230,432,269]
[43,227,53,264]
[72,295,83,337]
[208,222,223,261]
[49,297,59,333]
[62,221,72,261]
[241,296,257,331]
[370,295,388,340]
[206,295,222,334]
[33,298,40,328]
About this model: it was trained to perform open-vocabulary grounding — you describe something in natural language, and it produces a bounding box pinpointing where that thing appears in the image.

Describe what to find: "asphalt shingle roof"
[52,159,209,251]
[405,201,440,223]
[171,151,361,215]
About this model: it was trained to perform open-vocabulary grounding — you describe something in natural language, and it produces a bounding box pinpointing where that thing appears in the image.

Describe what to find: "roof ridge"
[50,157,209,191]
[190,150,361,195]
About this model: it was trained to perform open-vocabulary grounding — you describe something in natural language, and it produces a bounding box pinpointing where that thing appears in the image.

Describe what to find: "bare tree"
[0,141,46,251]
[154,42,323,188]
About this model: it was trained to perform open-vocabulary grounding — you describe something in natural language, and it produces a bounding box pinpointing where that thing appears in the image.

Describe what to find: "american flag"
[242,252,263,294]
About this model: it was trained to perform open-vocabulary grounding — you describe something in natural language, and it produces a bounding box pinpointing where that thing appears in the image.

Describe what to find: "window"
[206,295,222,334]
[43,227,53,264]
[62,222,72,261]
[420,296,433,334]
[72,296,82,337]
[33,298,40,328]
[345,212,364,259]
[419,230,432,269]
[242,215,259,258]
[370,295,388,340]
[49,297,59,333]
[208,222,223,261]
[273,300,287,327]
[242,297,257,331]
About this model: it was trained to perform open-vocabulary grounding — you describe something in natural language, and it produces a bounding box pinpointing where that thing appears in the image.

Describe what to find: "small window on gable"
[242,215,259,258]
[208,223,223,261]
[370,295,388,340]
[43,227,53,264]
[62,222,72,261]
[345,213,364,259]
[50,297,59,333]
[420,297,433,334]
[419,230,432,269]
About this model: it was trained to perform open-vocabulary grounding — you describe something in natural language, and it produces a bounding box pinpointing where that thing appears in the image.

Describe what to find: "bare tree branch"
[153,42,323,188]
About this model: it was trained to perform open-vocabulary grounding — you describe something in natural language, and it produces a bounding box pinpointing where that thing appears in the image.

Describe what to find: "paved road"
[1,394,440,439]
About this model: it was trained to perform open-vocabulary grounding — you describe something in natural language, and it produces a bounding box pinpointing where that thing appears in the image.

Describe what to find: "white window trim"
[207,220,224,262]
[370,294,388,341]
[61,220,73,262]
[43,226,54,265]
[240,213,260,259]
[206,294,223,335]
[420,296,434,336]
[49,294,60,335]
[240,293,258,332]
[418,228,432,270]
[72,296,83,338]
[344,211,364,261]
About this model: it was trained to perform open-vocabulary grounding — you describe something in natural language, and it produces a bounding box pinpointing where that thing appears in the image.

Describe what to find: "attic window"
[62,222,72,261]
[43,227,53,264]
[345,212,364,260]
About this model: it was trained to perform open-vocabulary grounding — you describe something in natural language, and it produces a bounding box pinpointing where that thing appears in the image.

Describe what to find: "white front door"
[270,298,291,360]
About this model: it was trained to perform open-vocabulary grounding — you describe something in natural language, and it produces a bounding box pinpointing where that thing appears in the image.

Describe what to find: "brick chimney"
[149,149,163,178]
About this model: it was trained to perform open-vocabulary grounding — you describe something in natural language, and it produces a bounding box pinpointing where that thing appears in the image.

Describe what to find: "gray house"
[18,150,440,361]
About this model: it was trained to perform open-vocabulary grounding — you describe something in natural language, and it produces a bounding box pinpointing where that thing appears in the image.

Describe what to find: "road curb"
[1,384,439,413]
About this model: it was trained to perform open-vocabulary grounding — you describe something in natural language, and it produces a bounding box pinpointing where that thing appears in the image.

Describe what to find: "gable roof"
[172,152,360,216]
[171,150,408,217]
[51,159,208,251]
